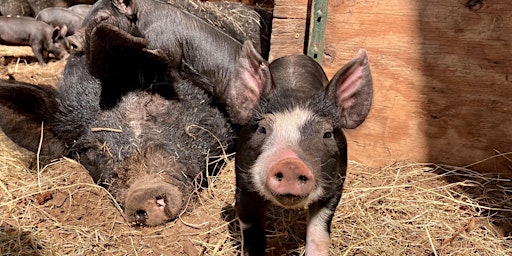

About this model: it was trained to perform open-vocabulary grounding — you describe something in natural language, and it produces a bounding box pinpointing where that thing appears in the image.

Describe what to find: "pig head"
[230,50,373,255]
[0,41,238,226]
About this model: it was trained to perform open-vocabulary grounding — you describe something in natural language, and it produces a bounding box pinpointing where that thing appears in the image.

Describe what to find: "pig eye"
[323,132,333,139]
[257,126,267,134]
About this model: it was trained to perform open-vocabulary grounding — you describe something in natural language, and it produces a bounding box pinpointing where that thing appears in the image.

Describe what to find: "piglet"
[36,7,85,36]
[0,16,69,66]
[232,50,373,255]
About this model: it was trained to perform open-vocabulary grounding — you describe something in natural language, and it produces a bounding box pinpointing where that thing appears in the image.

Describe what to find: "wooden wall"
[270,0,512,175]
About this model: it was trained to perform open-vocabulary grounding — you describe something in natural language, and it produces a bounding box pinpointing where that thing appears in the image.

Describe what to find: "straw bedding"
[1,125,511,255]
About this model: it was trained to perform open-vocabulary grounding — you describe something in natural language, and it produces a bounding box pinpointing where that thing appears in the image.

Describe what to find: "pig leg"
[236,190,268,256]
[305,194,342,256]
[31,44,46,66]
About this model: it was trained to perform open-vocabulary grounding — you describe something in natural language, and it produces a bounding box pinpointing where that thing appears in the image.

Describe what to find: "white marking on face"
[250,106,324,208]
[306,207,332,256]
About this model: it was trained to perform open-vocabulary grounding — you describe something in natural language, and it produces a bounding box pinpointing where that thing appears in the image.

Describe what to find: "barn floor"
[1,45,511,255]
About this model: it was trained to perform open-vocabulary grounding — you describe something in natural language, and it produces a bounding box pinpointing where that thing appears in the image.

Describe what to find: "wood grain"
[268,0,309,61]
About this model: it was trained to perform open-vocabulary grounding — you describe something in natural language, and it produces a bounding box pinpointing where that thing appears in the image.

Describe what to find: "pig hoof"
[124,182,184,226]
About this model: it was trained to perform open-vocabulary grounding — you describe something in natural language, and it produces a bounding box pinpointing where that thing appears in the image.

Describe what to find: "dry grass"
[1,126,511,255]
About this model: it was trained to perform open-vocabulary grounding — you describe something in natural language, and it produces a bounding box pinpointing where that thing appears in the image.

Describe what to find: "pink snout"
[266,157,315,198]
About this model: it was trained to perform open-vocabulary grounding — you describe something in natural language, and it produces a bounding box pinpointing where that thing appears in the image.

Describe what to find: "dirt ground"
[1,45,512,255]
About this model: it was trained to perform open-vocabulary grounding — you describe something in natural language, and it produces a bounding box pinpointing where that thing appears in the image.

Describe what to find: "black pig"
[0,45,237,226]
[36,7,85,36]
[71,0,268,123]
[0,16,69,65]
[233,50,373,255]
[0,0,97,17]
[68,4,93,17]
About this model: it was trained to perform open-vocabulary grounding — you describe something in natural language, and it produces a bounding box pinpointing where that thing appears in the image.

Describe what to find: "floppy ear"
[87,22,172,108]
[111,0,136,19]
[51,26,62,40]
[224,40,273,124]
[0,80,66,157]
[87,22,150,76]
[326,49,373,129]
[59,25,69,38]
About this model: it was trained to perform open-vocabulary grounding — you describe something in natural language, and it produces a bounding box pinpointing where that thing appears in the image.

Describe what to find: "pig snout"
[266,157,315,206]
[124,179,184,226]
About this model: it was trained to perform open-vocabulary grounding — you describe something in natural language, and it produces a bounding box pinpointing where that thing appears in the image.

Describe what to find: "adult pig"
[0,16,69,65]
[232,50,373,255]
[36,7,85,36]
[76,0,268,123]
[0,47,235,226]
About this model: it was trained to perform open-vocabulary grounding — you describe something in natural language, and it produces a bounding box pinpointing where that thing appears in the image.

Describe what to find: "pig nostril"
[135,209,147,223]
[275,172,284,181]
[298,175,308,182]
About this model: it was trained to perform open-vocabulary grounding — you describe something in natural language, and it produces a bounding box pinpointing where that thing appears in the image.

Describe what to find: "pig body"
[0,51,234,226]
[68,4,93,17]
[71,0,268,123]
[232,52,373,255]
[36,7,85,36]
[0,16,69,65]
[0,0,97,17]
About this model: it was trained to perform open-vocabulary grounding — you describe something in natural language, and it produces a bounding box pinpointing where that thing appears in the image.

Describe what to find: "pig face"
[232,50,373,255]
[0,39,234,227]
[237,95,346,209]
[47,28,70,60]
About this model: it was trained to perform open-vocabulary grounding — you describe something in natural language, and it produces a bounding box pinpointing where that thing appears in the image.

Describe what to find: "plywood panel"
[268,0,309,61]
[320,0,512,174]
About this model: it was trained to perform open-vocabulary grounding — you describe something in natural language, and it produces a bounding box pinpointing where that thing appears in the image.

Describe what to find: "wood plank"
[268,0,309,61]
[320,0,512,174]
[268,19,307,61]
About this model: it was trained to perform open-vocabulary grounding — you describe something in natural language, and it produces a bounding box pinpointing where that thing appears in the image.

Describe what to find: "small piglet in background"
[36,7,85,36]
[233,50,373,255]
[0,16,69,66]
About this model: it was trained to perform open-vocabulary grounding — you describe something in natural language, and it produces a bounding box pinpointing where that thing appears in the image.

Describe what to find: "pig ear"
[111,0,136,18]
[51,26,62,40]
[326,49,373,129]
[0,80,66,156]
[87,22,149,77]
[59,25,69,38]
[225,40,273,124]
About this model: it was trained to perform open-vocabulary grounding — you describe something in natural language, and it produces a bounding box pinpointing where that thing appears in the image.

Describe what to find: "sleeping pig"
[0,34,269,227]
[232,50,373,255]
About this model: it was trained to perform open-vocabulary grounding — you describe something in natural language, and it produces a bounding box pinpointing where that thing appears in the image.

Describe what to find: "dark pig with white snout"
[0,16,69,65]
[232,50,373,255]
